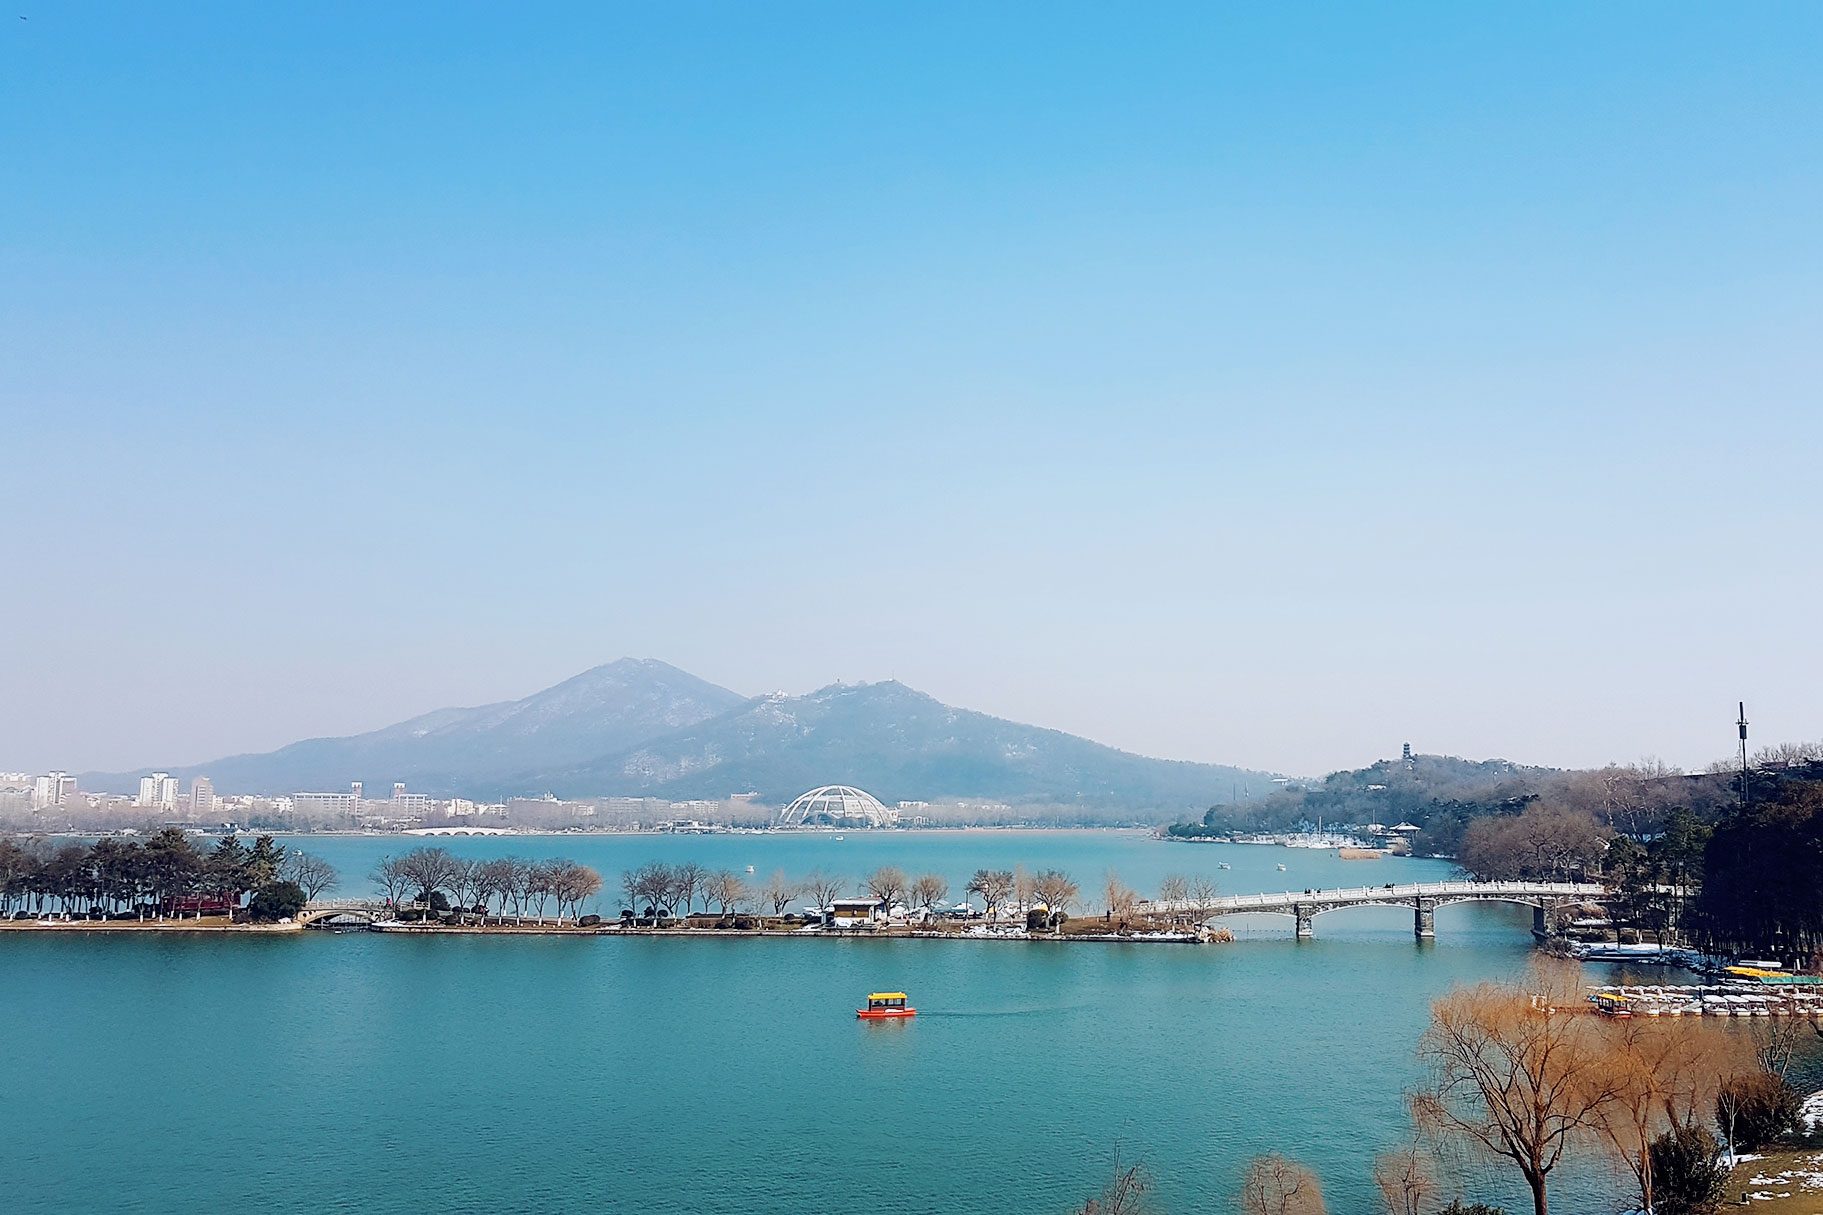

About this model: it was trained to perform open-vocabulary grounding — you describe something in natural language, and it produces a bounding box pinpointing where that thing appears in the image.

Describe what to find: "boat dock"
[1586,982,1823,1018]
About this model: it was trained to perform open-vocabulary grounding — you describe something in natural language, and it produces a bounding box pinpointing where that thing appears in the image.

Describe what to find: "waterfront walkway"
[1141,879,1607,940]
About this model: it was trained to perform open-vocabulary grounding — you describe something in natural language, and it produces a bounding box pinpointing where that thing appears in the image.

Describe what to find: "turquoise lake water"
[1,833,1666,1213]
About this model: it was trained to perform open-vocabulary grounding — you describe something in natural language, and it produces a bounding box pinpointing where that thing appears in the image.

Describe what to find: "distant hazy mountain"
[527,679,1277,810]
[85,659,746,796]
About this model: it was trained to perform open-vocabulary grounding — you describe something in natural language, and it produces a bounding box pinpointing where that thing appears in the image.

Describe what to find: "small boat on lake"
[857,991,916,1020]
[1590,992,1633,1019]
[1218,862,1231,870]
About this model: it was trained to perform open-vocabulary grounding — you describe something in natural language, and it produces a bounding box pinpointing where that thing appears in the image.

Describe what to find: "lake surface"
[1,833,1663,1213]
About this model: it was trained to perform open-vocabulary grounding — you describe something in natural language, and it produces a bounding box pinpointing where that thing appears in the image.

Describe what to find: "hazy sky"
[4,3,1820,778]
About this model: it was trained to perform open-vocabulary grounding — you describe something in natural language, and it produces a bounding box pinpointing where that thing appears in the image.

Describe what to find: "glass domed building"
[777,784,898,828]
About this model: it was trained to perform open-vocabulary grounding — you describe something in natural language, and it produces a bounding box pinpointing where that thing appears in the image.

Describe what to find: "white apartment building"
[32,772,76,808]
[136,772,178,809]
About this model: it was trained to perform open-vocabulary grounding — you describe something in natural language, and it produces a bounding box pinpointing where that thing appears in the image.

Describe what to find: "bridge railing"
[1140,880,1605,915]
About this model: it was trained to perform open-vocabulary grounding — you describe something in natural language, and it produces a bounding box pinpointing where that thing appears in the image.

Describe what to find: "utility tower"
[1737,702,1750,810]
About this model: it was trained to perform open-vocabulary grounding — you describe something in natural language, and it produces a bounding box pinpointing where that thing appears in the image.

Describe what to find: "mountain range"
[86,658,1277,810]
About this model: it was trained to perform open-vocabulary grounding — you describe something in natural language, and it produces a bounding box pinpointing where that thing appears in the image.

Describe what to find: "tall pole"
[1737,701,1750,811]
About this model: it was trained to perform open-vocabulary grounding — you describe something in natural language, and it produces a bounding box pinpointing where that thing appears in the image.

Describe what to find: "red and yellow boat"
[857,991,916,1020]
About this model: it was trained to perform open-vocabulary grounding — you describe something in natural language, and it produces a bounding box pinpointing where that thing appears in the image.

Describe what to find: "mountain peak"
[86,660,746,796]
[84,662,1277,811]
[544,678,1275,809]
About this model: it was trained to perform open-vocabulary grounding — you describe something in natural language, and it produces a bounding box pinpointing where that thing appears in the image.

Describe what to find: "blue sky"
[4,3,1820,776]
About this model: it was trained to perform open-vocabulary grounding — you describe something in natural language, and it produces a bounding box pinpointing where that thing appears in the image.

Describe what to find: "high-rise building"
[137,772,178,808]
[191,776,215,816]
[392,782,407,800]
[30,772,74,808]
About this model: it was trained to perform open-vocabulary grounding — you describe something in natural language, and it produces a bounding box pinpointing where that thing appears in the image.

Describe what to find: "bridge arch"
[296,902,391,927]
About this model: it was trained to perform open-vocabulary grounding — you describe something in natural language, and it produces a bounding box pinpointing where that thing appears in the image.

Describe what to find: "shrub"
[1025,908,1049,932]
[247,881,307,922]
[1718,1071,1803,1151]
[1649,1124,1729,1215]
[1436,1204,1505,1215]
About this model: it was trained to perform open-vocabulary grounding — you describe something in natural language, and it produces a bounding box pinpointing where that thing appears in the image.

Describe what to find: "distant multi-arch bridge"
[1141,880,1607,940]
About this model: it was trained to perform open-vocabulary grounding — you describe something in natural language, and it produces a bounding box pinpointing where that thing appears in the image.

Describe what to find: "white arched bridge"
[296,900,392,926]
[1141,880,1607,941]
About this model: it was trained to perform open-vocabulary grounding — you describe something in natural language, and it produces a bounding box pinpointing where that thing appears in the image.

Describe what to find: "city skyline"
[5,5,1821,776]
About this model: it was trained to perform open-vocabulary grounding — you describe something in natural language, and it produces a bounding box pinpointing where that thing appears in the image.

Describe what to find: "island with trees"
[0,829,333,928]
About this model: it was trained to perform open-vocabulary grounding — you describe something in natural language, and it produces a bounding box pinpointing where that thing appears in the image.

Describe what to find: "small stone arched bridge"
[296,900,392,926]
[1141,880,1607,941]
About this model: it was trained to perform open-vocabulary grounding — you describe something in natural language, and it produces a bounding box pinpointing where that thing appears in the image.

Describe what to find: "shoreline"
[21,825,1163,840]
[0,918,1223,944]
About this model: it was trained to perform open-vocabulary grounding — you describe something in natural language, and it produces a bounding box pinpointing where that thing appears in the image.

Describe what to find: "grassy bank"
[1725,1148,1823,1211]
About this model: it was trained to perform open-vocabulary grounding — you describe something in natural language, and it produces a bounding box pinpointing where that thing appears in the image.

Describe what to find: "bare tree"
[450,857,484,923]
[704,869,748,917]
[761,869,800,916]
[672,861,704,915]
[395,847,462,917]
[1593,1018,1744,1214]
[911,873,949,912]
[864,866,908,910]
[573,864,603,918]
[1033,870,1079,921]
[1014,865,1036,910]
[1157,874,1189,923]
[1371,1144,1435,1215]
[1411,968,1624,1215]
[550,862,601,919]
[966,868,1013,917]
[478,857,518,918]
[1103,869,1138,922]
[501,856,534,922]
[527,858,562,922]
[282,851,338,901]
[802,871,846,920]
[1752,1016,1802,1080]
[1190,875,1220,920]
[625,862,676,918]
[1459,805,1608,882]
[1073,1148,1154,1215]
[370,855,415,910]
[1238,1153,1326,1215]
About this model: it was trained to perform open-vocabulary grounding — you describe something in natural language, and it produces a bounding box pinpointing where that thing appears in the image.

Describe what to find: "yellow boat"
[856,991,916,1020]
